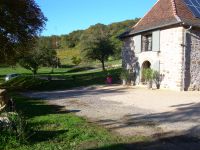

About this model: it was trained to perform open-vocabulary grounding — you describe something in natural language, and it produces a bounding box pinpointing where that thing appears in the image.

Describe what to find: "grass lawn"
[0,66,122,91]
[1,94,149,150]
[0,63,151,150]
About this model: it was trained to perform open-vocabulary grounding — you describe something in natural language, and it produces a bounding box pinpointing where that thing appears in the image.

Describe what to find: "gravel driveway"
[24,85,200,138]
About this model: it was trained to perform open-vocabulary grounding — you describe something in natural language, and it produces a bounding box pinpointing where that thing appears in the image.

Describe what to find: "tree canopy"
[0,0,47,63]
[81,24,114,71]
[19,46,58,75]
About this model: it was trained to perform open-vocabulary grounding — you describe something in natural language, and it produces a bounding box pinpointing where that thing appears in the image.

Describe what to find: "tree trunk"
[101,60,106,71]
[33,69,37,77]
[51,66,54,74]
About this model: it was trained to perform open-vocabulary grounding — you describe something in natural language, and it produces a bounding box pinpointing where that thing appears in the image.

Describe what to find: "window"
[142,34,152,52]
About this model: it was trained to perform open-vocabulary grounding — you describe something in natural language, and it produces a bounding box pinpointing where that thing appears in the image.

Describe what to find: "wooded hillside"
[38,18,140,64]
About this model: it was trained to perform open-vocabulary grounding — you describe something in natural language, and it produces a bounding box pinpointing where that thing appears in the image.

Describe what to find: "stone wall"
[159,27,184,90]
[185,30,200,91]
[122,27,184,91]
[122,37,136,70]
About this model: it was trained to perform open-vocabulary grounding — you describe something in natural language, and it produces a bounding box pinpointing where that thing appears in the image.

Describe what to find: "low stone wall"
[0,89,9,111]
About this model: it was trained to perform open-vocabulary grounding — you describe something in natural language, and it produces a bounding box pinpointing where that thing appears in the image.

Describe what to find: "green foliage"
[120,69,130,81]
[108,19,140,59]
[18,57,40,75]
[142,68,154,82]
[0,0,47,64]
[0,67,121,91]
[0,94,150,150]
[81,24,114,71]
[153,71,161,88]
[62,30,83,48]
[37,19,139,64]
[18,46,58,75]
[18,49,41,75]
[0,112,27,149]
[71,56,82,66]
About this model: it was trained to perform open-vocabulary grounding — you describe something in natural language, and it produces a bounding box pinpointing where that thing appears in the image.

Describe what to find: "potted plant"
[153,71,161,89]
[142,68,154,89]
[120,69,130,85]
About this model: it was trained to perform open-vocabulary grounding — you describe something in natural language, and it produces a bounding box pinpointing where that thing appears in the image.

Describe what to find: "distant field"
[57,48,81,64]
[56,48,121,66]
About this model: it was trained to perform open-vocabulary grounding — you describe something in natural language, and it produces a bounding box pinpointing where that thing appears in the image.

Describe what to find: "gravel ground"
[24,85,200,138]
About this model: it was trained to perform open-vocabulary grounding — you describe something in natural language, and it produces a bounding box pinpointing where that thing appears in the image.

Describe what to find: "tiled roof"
[120,0,200,38]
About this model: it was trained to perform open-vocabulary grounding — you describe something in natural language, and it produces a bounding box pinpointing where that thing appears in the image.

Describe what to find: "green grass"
[0,64,151,150]
[1,94,149,150]
[0,67,122,91]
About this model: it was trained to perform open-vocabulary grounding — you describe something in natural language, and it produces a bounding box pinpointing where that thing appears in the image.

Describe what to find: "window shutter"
[152,60,160,72]
[152,30,160,52]
[134,35,142,54]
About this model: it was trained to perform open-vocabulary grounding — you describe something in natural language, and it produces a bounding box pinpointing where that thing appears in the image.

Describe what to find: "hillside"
[39,18,140,65]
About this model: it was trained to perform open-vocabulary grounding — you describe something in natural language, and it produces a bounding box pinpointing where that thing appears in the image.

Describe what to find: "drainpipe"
[182,25,192,91]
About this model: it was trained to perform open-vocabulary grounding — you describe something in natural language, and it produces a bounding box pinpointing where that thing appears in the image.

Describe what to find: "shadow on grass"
[41,68,122,91]
[67,66,96,73]
[14,94,80,119]
[29,130,68,143]
[13,94,81,144]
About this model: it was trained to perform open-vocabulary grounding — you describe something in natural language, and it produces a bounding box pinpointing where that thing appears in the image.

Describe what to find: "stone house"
[120,0,200,91]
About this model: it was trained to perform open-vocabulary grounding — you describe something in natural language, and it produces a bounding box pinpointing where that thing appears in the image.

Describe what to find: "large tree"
[81,24,114,71]
[0,0,47,63]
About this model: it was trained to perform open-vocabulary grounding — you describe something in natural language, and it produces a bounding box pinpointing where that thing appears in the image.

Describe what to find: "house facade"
[120,0,200,91]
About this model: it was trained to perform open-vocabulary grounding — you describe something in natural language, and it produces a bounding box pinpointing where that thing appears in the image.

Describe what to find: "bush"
[153,70,161,89]
[120,69,130,81]
[71,56,82,66]
[142,68,154,82]
[0,112,27,149]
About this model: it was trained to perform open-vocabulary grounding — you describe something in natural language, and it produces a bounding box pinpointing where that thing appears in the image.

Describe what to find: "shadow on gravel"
[89,134,200,150]
[93,102,200,150]
[24,85,128,100]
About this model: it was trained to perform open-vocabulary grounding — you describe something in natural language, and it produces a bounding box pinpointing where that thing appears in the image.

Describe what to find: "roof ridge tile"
[171,0,182,21]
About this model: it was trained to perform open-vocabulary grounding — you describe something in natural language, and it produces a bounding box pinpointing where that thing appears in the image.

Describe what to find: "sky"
[35,0,157,36]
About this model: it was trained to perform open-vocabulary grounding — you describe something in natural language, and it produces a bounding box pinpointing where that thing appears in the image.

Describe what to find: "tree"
[0,0,47,63]
[81,24,114,71]
[18,46,58,75]
[18,49,42,75]
[39,47,58,73]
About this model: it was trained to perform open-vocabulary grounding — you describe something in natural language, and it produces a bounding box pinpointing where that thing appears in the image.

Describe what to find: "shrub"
[71,56,82,66]
[142,68,154,82]
[153,70,161,89]
[0,112,27,149]
[120,69,129,81]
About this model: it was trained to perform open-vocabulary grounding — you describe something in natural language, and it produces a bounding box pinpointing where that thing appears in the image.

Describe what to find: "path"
[24,85,200,138]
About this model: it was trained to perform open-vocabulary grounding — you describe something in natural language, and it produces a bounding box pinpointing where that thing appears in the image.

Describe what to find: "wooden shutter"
[152,30,160,52]
[134,35,142,54]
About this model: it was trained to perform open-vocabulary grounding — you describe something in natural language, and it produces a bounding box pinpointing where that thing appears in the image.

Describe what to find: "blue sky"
[35,0,157,36]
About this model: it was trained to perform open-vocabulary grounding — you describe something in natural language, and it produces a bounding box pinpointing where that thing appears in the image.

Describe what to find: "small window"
[142,33,152,52]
